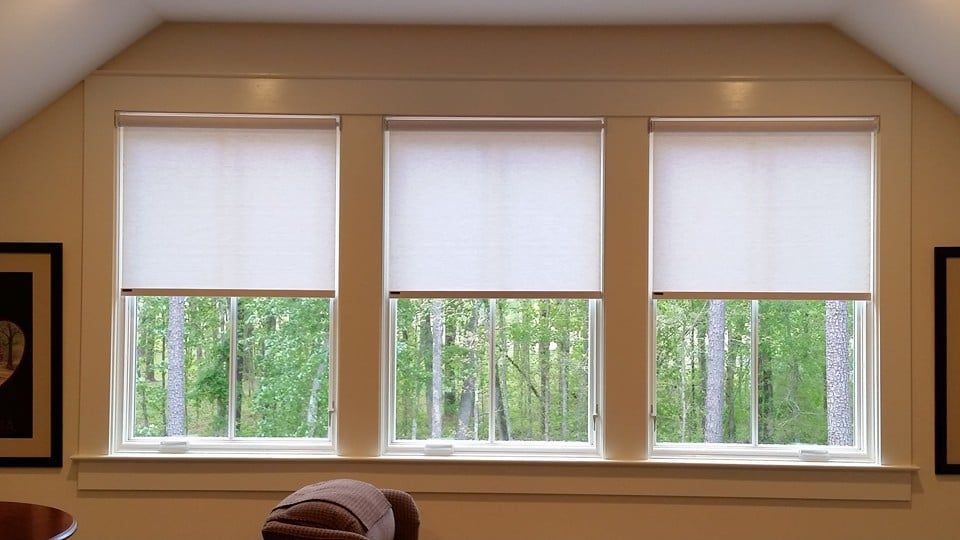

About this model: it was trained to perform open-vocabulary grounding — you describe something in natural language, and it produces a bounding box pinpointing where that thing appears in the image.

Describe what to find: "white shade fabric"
[387,122,602,296]
[651,125,874,297]
[121,122,338,292]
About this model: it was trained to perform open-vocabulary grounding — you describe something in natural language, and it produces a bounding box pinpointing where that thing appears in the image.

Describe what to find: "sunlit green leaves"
[132,296,331,439]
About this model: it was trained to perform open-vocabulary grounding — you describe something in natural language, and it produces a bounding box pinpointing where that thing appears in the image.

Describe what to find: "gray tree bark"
[456,302,480,439]
[418,310,432,439]
[558,312,571,441]
[538,302,551,441]
[165,296,187,436]
[825,300,853,446]
[306,354,327,437]
[705,300,726,443]
[429,299,444,438]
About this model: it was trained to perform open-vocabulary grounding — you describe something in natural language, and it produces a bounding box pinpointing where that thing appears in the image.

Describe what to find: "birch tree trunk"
[705,300,725,443]
[825,300,853,445]
[165,296,187,436]
[430,299,444,438]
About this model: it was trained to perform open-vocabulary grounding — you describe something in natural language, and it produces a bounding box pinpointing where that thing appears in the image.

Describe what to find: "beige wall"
[0,23,959,539]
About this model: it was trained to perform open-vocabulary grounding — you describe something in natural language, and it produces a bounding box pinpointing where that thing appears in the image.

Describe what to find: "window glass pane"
[757,300,856,446]
[655,299,752,444]
[133,296,230,437]
[235,297,332,438]
[394,299,491,441]
[495,299,590,443]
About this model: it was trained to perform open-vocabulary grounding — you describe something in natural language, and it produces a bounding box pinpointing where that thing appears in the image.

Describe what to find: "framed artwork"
[0,243,62,467]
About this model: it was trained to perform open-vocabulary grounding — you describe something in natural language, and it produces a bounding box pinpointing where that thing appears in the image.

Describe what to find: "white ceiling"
[2,0,959,139]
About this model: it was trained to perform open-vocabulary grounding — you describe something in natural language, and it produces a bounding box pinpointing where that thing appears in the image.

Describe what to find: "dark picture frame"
[0,243,62,467]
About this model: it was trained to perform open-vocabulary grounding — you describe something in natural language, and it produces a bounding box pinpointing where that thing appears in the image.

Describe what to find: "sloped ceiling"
[1,0,959,138]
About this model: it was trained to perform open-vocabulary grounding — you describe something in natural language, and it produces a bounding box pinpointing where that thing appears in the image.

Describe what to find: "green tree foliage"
[394,299,590,442]
[132,294,854,448]
[134,296,331,438]
[655,299,856,446]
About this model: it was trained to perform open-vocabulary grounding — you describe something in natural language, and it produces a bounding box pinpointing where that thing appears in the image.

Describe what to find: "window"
[385,118,603,454]
[650,118,876,460]
[115,113,339,452]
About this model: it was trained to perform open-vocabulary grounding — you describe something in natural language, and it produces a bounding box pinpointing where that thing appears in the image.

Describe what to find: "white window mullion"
[488,299,497,444]
[856,300,868,453]
[750,299,759,448]
[327,299,337,441]
[227,297,239,440]
[124,297,138,443]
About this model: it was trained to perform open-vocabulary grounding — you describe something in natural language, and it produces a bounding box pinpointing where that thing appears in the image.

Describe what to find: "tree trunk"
[825,300,853,445]
[306,357,327,437]
[429,299,444,438]
[456,303,480,439]
[494,368,511,440]
[495,303,512,440]
[418,308,432,439]
[165,296,187,436]
[538,301,551,441]
[558,307,571,440]
[705,300,725,443]
[759,351,774,442]
[723,355,737,440]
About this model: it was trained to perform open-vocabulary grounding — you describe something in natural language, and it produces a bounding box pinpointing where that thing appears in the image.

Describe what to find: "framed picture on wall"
[936,246,960,474]
[0,243,62,467]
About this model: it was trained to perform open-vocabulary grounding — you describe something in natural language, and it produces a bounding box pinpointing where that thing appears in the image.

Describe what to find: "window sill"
[72,453,916,501]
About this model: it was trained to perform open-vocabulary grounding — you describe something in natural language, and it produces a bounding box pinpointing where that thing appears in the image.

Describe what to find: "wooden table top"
[0,501,76,540]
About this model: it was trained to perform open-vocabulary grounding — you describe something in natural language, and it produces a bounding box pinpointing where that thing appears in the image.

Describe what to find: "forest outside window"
[114,113,339,452]
[384,118,603,455]
[649,118,877,461]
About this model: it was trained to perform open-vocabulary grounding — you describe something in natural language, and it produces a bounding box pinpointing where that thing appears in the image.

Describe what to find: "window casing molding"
[77,74,913,497]
[109,114,341,455]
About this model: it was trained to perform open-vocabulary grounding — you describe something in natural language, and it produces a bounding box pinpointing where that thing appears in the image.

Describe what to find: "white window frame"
[647,119,879,463]
[649,298,876,462]
[383,297,601,457]
[381,117,605,457]
[110,114,341,455]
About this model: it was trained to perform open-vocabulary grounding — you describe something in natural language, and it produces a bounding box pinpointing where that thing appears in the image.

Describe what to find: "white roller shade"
[651,120,874,298]
[120,118,338,293]
[387,119,603,296]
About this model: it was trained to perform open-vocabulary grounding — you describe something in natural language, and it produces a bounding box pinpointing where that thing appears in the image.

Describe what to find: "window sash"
[118,295,336,450]
[649,299,870,460]
[385,298,599,454]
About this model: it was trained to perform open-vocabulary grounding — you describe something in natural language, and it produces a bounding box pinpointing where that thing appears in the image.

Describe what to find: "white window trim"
[109,115,341,455]
[646,119,879,464]
[78,75,912,500]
